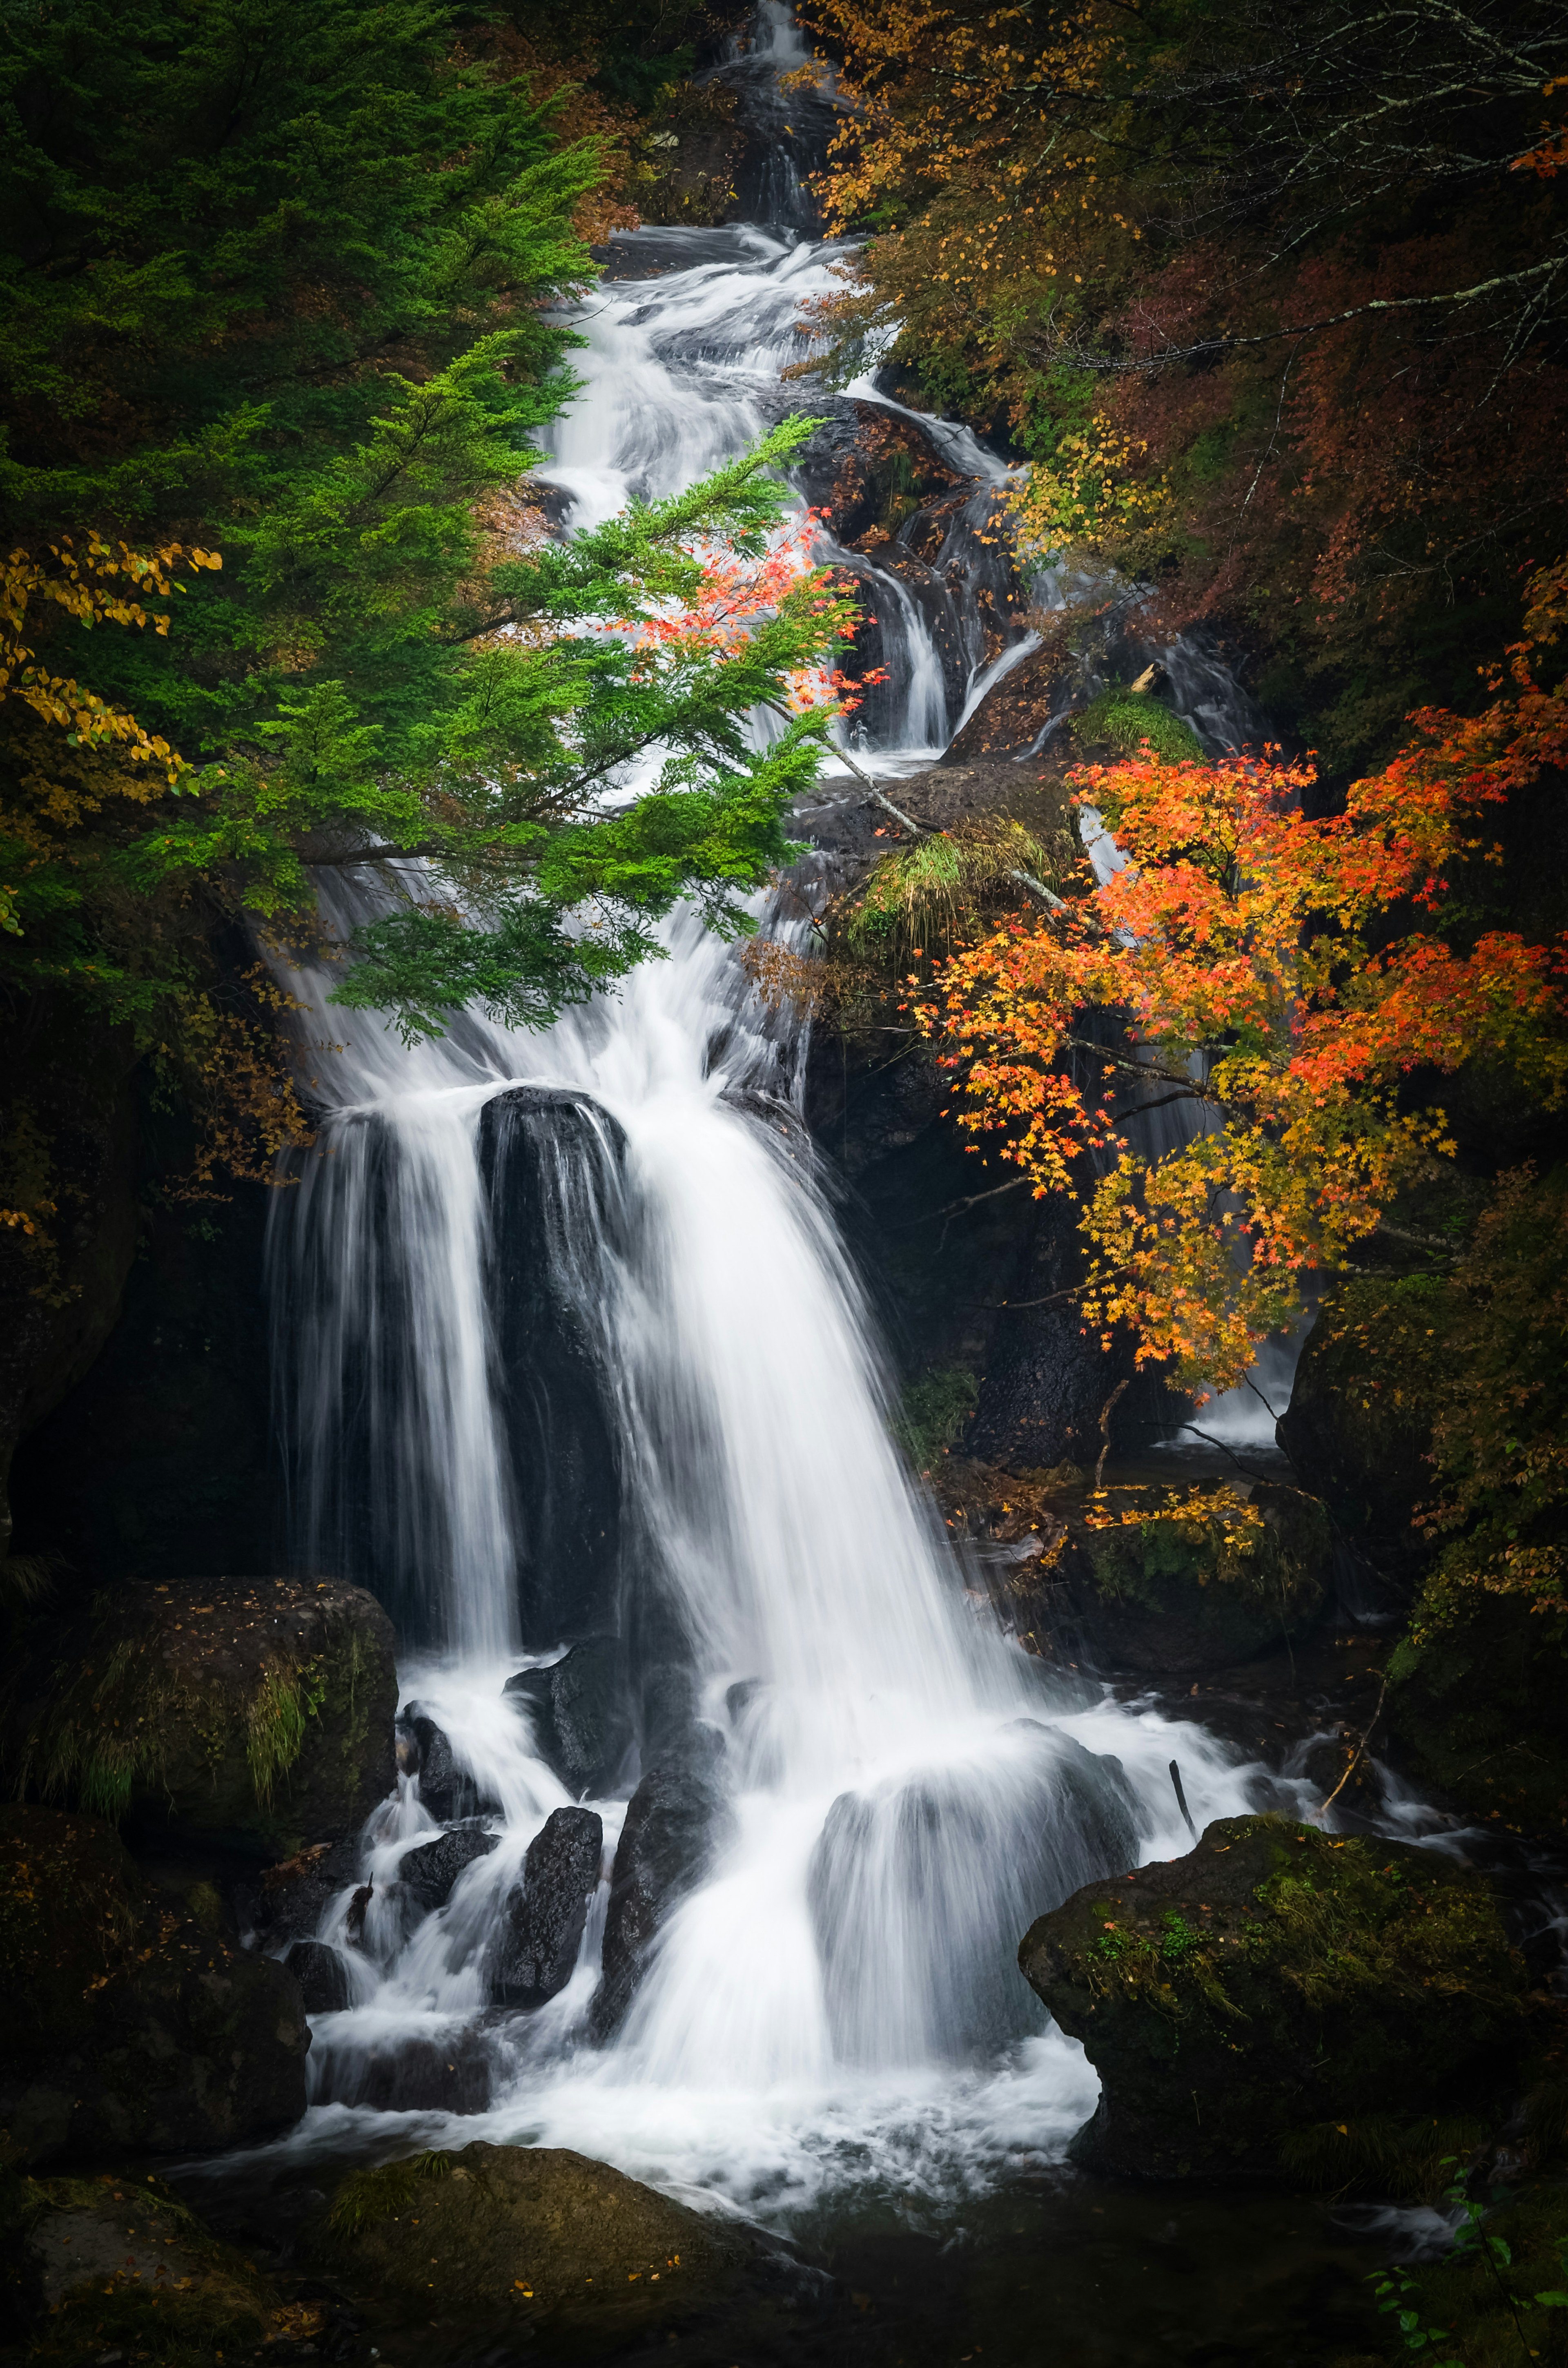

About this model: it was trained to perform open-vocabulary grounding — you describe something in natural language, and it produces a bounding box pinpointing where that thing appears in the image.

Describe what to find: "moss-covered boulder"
[7,2164,296,2361]
[319,2140,749,2345]
[13,1572,396,1857]
[0,1805,308,2164]
[1073,1480,1330,1673]
[1020,1815,1527,2181]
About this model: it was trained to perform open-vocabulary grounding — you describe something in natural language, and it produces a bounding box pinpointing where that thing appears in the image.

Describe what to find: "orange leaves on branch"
[918,596,1568,1389]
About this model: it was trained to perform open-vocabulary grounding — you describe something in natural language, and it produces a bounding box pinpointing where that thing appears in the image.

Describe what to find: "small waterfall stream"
[256,5,1319,2224]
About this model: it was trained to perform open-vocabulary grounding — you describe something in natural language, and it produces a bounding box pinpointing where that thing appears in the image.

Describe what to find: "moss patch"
[1072,689,1205,765]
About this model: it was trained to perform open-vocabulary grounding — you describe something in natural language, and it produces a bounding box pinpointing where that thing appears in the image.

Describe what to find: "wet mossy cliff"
[1021,1815,1528,2182]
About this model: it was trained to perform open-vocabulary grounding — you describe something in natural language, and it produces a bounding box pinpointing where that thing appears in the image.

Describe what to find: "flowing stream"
[255,5,1317,2230]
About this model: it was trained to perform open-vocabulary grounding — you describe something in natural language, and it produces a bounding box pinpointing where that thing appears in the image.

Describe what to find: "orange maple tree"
[918,557,1568,1389]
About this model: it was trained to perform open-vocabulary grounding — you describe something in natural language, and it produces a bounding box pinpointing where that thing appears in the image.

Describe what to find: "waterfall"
[260,4,1307,2223]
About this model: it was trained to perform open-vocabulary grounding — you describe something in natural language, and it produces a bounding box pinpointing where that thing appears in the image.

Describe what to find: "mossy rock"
[1386,1592,1568,1841]
[5,2162,292,2363]
[318,2140,750,2345]
[0,1805,308,2164]
[1074,1480,1330,1672]
[1020,1815,1528,2181]
[11,1572,396,1857]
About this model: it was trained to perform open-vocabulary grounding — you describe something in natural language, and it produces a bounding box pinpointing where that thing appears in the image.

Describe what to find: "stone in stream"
[401,1709,495,1822]
[809,1724,1140,2061]
[399,1824,499,1913]
[240,1834,362,1946]
[1019,1813,1529,2181]
[492,1807,604,2007]
[503,1637,632,1797]
[285,1936,354,2013]
[479,1087,629,1648]
[318,2138,750,2337]
[0,1804,309,2165]
[590,1726,738,2040]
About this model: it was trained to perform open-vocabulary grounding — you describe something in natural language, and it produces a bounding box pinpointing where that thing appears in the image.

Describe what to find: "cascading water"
[257,4,1315,2223]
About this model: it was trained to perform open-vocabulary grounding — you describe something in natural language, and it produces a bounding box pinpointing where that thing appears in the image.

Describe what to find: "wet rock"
[943,642,1063,763]
[399,1824,499,1914]
[638,1659,701,1759]
[308,2024,495,2114]
[1020,1814,1528,2181]
[591,1727,737,2039]
[791,403,960,546]
[0,1805,309,2165]
[245,1835,362,1945]
[285,1937,353,2013]
[810,1726,1139,2060]
[403,1711,490,1822]
[492,1807,604,2007]
[318,2138,749,2337]
[503,1637,632,1797]
[9,1574,397,1861]
[479,1088,629,1647]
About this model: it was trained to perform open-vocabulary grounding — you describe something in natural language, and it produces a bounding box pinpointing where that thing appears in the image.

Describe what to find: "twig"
[1320,1671,1389,1814]
[1169,1758,1199,1844]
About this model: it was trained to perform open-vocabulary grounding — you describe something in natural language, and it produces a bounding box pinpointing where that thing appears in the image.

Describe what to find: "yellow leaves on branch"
[1007,416,1174,566]
[0,537,220,790]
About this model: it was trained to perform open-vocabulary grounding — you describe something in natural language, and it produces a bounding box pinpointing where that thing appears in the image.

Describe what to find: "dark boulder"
[503,1637,632,1797]
[492,1807,604,2007]
[591,1727,737,2039]
[403,1711,491,1823]
[318,2138,749,2337]
[399,1824,499,1914]
[1019,1815,1528,2182]
[1276,1299,1431,1594]
[243,1835,363,1946]
[0,1805,309,2165]
[9,1574,397,1861]
[307,2024,495,2114]
[285,1937,354,2013]
[479,1088,629,1647]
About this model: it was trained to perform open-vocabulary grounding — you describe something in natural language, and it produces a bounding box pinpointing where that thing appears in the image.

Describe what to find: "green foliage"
[0,0,858,1087]
[1368,2167,1568,2368]
[895,1365,979,1469]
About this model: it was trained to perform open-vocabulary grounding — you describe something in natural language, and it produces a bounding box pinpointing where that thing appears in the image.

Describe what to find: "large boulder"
[11,1573,397,1860]
[1020,1815,1527,2181]
[591,1727,737,2038]
[479,1088,628,1648]
[503,1637,632,1797]
[0,1805,309,2165]
[492,1807,604,2007]
[318,2140,748,2343]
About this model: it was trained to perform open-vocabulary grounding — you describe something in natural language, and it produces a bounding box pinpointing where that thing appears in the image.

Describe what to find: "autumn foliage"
[919,556,1568,1389]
